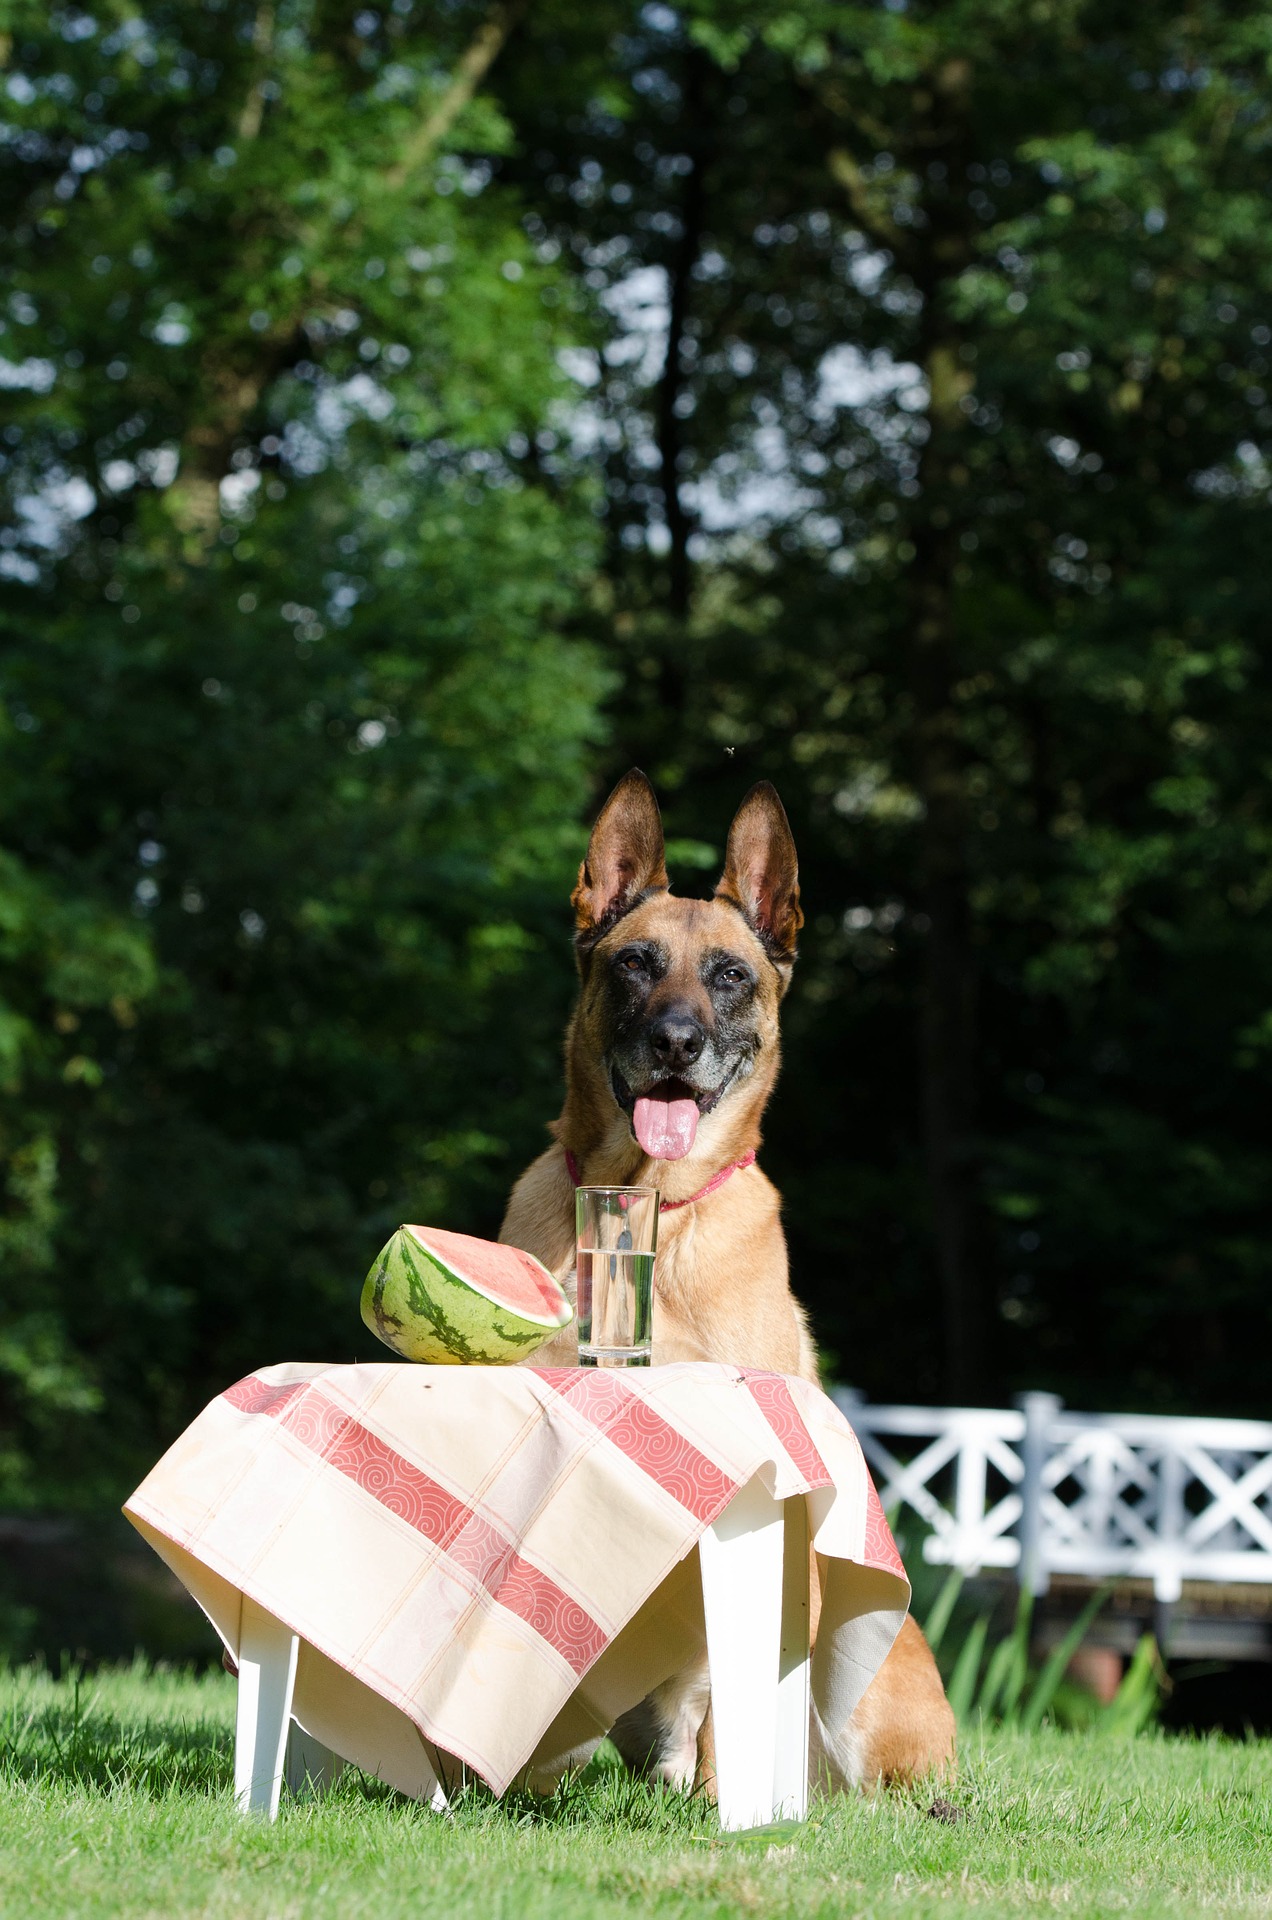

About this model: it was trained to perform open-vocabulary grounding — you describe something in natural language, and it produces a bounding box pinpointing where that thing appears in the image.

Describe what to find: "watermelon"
[361,1224,572,1364]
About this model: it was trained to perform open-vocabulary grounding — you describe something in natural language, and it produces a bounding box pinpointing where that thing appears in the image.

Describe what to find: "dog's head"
[565,770,802,1165]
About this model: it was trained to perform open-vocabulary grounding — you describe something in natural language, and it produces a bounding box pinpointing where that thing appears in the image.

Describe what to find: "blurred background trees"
[493,0,1272,1411]
[0,0,606,1515]
[2,0,1272,1597]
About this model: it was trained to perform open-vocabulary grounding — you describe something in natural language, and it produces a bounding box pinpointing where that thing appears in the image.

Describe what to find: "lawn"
[1,1663,1269,1919]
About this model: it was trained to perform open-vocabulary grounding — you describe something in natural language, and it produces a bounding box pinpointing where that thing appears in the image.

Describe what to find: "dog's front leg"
[610,1653,711,1790]
[693,1697,716,1801]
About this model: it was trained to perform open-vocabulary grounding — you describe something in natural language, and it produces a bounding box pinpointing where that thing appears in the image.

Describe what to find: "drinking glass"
[575,1186,658,1367]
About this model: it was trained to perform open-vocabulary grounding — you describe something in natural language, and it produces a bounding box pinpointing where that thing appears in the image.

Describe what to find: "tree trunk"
[906,104,982,1401]
[820,64,984,1396]
[909,499,982,1399]
[656,48,710,622]
[387,0,530,190]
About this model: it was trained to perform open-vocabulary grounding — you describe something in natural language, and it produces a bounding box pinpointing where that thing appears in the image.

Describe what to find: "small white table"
[235,1473,811,1832]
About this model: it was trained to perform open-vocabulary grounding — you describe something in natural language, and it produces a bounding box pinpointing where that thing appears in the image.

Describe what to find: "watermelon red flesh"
[406,1225,566,1323]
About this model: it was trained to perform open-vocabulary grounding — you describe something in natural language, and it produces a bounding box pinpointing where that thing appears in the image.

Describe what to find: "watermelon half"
[361,1225,573,1364]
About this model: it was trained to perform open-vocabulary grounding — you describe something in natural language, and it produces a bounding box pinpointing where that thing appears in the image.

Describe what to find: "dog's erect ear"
[714,782,803,981]
[572,768,670,951]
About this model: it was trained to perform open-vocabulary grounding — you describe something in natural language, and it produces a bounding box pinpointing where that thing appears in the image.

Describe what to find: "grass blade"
[973,1588,1032,1723]
[1019,1583,1111,1733]
[997,1588,1035,1725]
[922,1569,965,1659]
[1101,1633,1164,1737]
[946,1612,990,1723]
[976,1633,1016,1722]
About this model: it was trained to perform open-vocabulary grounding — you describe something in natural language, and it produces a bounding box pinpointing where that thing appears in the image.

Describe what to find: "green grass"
[2,1663,1269,1919]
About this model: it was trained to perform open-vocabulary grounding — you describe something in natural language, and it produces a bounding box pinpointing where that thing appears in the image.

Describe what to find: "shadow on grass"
[439,1746,718,1838]
[2,1670,231,1797]
[1,1664,716,1836]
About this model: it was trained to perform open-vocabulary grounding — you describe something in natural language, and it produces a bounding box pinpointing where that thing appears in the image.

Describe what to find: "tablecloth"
[124,1362,909,1798]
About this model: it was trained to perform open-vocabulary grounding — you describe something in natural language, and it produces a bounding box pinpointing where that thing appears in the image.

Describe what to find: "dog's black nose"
[649,1010,705,1069]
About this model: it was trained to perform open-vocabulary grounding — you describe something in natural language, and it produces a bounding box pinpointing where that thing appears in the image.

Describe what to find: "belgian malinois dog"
[500,769,954,1793]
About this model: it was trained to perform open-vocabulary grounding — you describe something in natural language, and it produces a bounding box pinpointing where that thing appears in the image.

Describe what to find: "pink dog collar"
[563,1146,757,1211]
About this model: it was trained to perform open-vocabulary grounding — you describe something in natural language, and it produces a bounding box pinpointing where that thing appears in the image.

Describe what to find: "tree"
[496,0,1272,1408]
[0,0,605,1503]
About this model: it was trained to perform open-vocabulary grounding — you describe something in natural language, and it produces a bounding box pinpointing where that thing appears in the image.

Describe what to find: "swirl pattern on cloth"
[862,1472,907,1580]
[126,1361,912,1798]
[738,1372,832,1490]
[539,1366,740,1523]
[223,1372,608,1673]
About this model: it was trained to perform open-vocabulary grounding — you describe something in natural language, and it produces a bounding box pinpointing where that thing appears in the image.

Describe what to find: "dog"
[499,768,954,1794]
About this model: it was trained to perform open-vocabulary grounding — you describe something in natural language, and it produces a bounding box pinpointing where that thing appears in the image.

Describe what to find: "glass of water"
[575,1186,658,1367]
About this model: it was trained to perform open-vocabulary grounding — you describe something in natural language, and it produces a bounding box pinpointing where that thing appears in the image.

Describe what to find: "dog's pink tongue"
[633,1093,700,1161]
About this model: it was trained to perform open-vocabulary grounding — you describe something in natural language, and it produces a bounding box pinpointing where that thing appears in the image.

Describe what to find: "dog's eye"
[617,952,646,975]
[717,964,749,988]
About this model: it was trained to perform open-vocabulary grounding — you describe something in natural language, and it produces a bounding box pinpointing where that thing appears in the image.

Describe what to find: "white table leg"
[700,1475,786,1831]
[234,1594,299,1818]
[775,1495,811,1820]
[284,1725,343,1799]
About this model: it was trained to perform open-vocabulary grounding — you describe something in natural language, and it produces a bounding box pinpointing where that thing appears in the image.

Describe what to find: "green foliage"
[0,2,605,1505]
[7,0,1272,1587]
[1104,1633,1169,1739]
[492,0,1272,1409]
[923,1576,1164,1735]
[945,1611,990,1725]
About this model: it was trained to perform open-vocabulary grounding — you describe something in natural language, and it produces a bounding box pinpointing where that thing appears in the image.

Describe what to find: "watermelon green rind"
[360,1225,572,1365]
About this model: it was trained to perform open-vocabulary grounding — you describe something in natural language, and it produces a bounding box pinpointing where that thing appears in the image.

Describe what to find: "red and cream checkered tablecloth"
[124,1361,909,1799]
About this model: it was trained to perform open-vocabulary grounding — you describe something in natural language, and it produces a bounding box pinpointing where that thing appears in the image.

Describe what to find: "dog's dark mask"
[572,771,802,1161]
